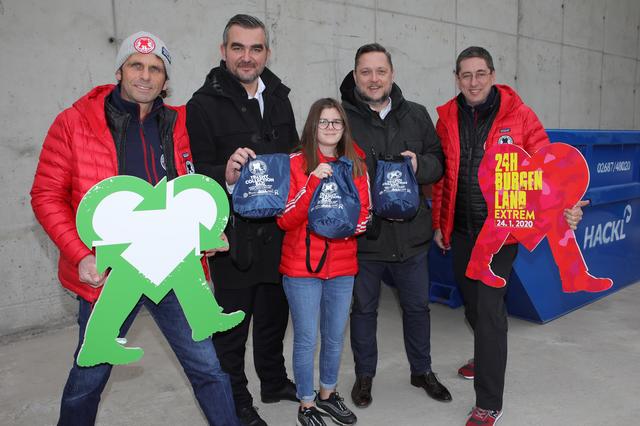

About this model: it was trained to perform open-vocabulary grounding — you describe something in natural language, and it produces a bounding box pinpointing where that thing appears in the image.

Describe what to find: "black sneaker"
[315,392,357,425]
[298,406,327,426]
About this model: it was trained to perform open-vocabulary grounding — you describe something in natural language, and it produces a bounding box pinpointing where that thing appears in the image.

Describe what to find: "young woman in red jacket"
[277,98,370,426]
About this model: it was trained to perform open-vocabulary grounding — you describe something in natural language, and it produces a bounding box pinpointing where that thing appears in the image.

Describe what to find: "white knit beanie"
[115,31,172,79]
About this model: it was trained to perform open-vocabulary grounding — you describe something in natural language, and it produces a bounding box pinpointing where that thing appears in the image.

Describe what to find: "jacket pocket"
[227,215,254,271]
[406,203,433,247]
[404,139,422,154]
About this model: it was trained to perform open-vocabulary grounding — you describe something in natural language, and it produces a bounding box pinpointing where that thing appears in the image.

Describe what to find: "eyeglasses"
[458,69,492,83]
[318,119,344,130]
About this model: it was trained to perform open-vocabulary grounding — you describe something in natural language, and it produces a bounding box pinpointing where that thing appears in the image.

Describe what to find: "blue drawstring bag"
[306,157,361,273]
[232,153,290,218]
[308,157,361,239]
[373,155,420,220]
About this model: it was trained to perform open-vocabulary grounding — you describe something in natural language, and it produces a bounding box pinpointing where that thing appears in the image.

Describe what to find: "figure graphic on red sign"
[465,142,613,293]
[431,46,604,426]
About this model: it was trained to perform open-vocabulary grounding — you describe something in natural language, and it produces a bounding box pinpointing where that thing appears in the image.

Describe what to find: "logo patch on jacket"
[499,128,511,133]
[186,160,195,174]
[498,135,514,144]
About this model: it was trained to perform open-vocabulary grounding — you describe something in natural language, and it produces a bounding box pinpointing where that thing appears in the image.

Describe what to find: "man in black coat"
[340,43,452,408]
[187,14,298,426]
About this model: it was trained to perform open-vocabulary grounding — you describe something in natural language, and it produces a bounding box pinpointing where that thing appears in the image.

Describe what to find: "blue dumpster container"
[506,130,640,323]
[428,246,464,308]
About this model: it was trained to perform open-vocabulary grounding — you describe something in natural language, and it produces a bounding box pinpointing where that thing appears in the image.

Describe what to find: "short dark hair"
[455,46,494,74]
[354,43,393,70]
[222,14,269,49]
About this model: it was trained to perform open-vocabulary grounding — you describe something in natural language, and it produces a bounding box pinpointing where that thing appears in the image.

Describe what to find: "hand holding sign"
[466,143,612,293]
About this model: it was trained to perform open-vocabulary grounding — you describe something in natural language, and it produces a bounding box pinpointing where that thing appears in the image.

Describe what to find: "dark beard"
[355,85,390,107]
[233,71,260,85]
[231,62,263,85]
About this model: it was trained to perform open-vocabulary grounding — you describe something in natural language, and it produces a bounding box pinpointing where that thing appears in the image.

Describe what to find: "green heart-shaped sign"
[74,174,244,367]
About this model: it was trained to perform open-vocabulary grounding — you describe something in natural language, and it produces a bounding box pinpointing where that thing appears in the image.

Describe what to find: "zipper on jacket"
[161,108,178,180]
[117,116,129,174]
[465,109,477,237]
[139,124,155,184]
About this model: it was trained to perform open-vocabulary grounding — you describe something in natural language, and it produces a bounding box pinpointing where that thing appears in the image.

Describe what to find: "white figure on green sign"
[75,174,245,367]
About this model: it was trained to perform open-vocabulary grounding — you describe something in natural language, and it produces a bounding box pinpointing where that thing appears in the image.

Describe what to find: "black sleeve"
[415,105,444,185]
[186,99,227,188]
[285,99,300,150]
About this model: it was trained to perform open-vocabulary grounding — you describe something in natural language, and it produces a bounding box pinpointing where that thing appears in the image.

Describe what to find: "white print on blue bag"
[243,159,278,198]
[232,153,289,218]
[380,169,413,195]
[310,181,345,212]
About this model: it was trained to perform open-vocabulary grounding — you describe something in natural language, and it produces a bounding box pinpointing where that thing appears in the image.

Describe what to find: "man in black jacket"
[186,14,298,426]
[341,43,452,408]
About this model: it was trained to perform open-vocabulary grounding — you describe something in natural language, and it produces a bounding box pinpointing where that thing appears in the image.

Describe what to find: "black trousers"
[351,251,432,377]
[452,232,518,411]
[212,282,290,410]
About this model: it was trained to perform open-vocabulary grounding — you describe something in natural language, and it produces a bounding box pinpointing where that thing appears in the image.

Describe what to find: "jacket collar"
[194,60,289,100]
[456,85,498,117]
[316,141,366,163]
[110,84,163,119]
[73,84,117,148]
[437,84,523,124]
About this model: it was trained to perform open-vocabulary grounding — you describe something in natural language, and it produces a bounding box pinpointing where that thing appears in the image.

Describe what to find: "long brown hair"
[299,98,365,177]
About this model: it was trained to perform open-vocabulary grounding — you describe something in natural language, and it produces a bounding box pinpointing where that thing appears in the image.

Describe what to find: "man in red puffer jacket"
[30,31,240,426]
[432,46,587,426]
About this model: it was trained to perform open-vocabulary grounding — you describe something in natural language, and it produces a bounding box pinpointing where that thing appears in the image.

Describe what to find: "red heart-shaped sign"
[466,143,612,293]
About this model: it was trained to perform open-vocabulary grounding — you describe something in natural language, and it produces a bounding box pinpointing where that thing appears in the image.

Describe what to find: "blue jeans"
[283,275,354,403]
[58,291,240,426]
[350,250,431,376]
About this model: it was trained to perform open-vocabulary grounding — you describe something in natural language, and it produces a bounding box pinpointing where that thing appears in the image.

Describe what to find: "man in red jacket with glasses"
[432,46,587,426]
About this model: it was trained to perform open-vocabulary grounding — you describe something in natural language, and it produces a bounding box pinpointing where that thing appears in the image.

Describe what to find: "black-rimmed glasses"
[318,119,344,130]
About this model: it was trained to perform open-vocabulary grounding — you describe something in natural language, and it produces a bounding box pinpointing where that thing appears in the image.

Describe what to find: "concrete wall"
[1,0,639,338]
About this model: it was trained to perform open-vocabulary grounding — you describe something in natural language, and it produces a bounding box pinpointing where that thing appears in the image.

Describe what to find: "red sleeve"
[354,167,371,235]
[30,111,92,266]
[431,119,447,230]
[276,157,321,231]
[522,107,550,155]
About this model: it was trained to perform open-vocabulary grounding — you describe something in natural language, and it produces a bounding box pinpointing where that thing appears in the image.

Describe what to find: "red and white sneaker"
[466,406,503,426]
[458,359,475,380]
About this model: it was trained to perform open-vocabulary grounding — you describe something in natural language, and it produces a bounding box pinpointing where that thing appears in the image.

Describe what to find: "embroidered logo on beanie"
[134,36,156,54]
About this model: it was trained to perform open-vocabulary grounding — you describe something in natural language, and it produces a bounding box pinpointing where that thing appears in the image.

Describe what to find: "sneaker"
[458,358,475,380]
[316,392,357,425]
[466,406,503,426]
[298,406,327,426]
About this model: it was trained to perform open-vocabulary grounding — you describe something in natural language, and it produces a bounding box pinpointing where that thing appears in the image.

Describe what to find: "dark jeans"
[452,232,518,411]
[350,250,432,377]
[212,282,290,410]
[58,291,240,426]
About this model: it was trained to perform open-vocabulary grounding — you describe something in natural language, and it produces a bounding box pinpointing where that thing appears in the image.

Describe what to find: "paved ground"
[2,282,639,425]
